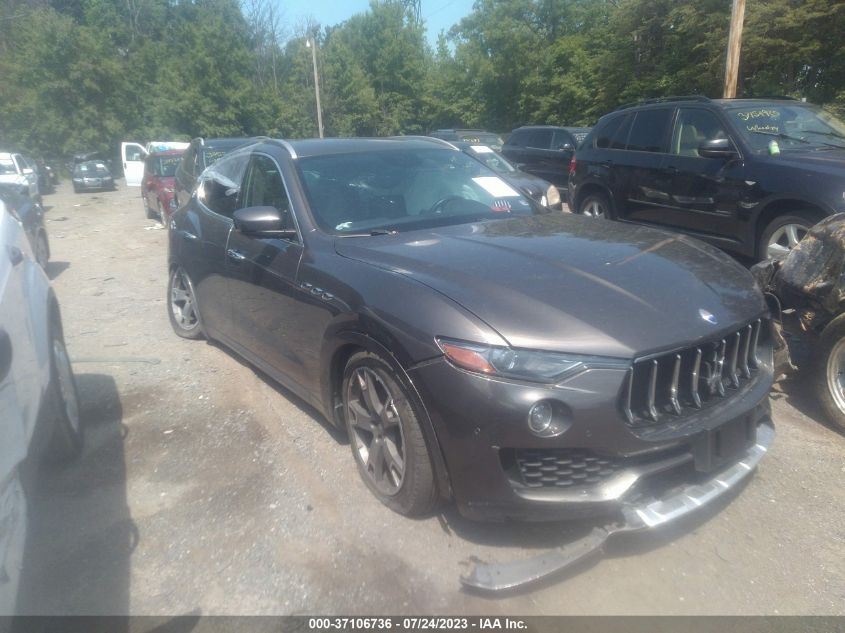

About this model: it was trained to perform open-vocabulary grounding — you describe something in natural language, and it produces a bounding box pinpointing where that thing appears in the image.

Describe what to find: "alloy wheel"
[767,223,808,259]
[346,367,406,496]
[582,199,607,218]
[170,268,199,331]
[826,338,845,417]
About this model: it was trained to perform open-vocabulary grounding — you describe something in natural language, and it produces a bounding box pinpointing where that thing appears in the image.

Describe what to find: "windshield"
[155,156,181,177]
[297,148,538,235]
[729,103,845,151]
[74,162,110,175]
[466,146,516,173]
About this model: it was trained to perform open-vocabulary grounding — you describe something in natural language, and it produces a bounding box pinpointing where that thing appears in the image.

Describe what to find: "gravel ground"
[13,181,845,615]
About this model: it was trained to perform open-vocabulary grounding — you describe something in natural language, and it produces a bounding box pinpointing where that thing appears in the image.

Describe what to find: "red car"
[142,149,184,222]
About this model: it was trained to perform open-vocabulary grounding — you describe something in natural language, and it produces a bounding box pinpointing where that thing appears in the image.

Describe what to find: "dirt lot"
[14,181,845,615]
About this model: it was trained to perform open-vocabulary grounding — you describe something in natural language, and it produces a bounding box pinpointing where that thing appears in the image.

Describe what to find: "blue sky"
[276,0,476,46]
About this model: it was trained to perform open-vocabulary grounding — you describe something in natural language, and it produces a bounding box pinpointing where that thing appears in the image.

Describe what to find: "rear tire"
[578,192,612,219]
[758,212,819,261]
[167,266,204,339]
[35,231,49,269]
[813,318,845,434]
[45,313,83,462]
[342,351,437,517]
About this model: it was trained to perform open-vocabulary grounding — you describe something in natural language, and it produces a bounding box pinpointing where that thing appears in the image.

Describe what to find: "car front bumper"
[460,419,774,591]
[408,340,774,522]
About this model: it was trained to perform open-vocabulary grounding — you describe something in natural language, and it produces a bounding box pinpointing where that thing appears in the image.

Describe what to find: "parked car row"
[166,135,774,589]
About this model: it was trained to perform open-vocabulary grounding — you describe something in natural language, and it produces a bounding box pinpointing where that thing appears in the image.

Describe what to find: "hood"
[764,148,845,178]
[335,214,765,358]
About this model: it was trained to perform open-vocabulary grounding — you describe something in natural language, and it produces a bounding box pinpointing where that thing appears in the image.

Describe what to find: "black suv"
[569,96,845,260]
[174,137,261,210]
[502,126,591,194]
[428,129,504,151]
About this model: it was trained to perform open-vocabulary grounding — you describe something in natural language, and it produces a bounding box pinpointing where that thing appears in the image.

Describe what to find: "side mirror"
[22,167,34,175]
[559,143,574,151]
[698,138,738,159]
[233,206,296,238]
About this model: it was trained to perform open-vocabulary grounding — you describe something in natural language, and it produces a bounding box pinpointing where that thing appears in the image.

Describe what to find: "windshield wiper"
[337,229,399,237]
[802,129,845,141]
[748,130,811,144]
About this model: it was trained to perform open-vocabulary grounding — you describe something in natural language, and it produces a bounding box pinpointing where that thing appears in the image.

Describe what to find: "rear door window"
[610,114,634,149]
[595,116,625,149]
[626,109,672,152]
[527,130,553,149]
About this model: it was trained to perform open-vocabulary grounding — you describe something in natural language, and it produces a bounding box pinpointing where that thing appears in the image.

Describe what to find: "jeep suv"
[569,96,845,260]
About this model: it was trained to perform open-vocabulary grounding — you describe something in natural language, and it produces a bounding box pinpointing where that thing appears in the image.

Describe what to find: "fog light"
[528,401,554,434]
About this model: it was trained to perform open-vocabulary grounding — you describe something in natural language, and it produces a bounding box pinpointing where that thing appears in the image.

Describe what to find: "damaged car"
[753,213,845,433]
[168,137,774,589]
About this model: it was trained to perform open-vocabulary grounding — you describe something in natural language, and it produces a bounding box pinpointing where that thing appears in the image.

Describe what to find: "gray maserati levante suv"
[167,137,773,527]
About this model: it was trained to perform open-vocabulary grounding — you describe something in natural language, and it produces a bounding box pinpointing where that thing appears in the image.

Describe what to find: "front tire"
[578,192,612,219]
[342,351,437,516]
[45,313,83,462]
[758,212,818,260]
[814,318,845,434]
[167,266,204,339]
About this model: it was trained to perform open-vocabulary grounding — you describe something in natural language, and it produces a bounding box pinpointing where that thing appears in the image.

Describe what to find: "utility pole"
[723,0,746,98]
[306,36,324,138]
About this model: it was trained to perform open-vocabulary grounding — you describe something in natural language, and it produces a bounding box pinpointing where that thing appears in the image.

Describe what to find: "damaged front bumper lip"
[460,421,774,593]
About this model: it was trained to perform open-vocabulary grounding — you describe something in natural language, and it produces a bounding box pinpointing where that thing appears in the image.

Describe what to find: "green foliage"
[0,0,843,159]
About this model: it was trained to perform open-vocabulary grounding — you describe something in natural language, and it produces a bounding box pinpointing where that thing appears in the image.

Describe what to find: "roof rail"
[728,95,799,101]
[615,95,711,111]
[268,139,298,159]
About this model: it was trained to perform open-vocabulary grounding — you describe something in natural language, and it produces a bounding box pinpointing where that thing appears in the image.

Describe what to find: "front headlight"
[546,184,561,207]
[436,338,626,383]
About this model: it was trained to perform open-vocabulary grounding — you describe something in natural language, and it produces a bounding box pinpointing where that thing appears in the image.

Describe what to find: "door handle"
[600,160,613,168]
[179,230,198,241]
[227,249,246,261]
[663,165,679,174]
[7,246,23,266]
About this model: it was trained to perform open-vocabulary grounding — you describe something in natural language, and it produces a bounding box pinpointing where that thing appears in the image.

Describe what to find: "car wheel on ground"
[814,317,845,434]
[578,192,612,219]
[167,266,204,339]
[342,351,438,517]
[34,231,49,269]
[759,213,817,260]
[144,197,156,219]
[45,313,83,462]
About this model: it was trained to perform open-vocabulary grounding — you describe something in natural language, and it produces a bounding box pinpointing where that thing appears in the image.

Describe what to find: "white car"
[0,152,39,201]
[0,199,82,614]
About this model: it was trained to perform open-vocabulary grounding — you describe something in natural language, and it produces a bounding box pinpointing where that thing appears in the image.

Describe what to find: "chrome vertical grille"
[622,319,764,427]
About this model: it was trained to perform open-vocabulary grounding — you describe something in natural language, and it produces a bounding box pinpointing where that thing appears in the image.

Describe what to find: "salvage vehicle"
[72,161,115,193]
[502,125,590,196]
[0,183,50,268]
[569,96,845,260]
[753,214,845,433]
[168,137,773,588]
[142,149,185,222]
[446,140,564,211]
[0,198,83,613]
[0,152,40,202]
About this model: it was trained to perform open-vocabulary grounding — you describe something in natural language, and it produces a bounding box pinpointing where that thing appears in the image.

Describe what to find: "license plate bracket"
[692,413,756,472]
